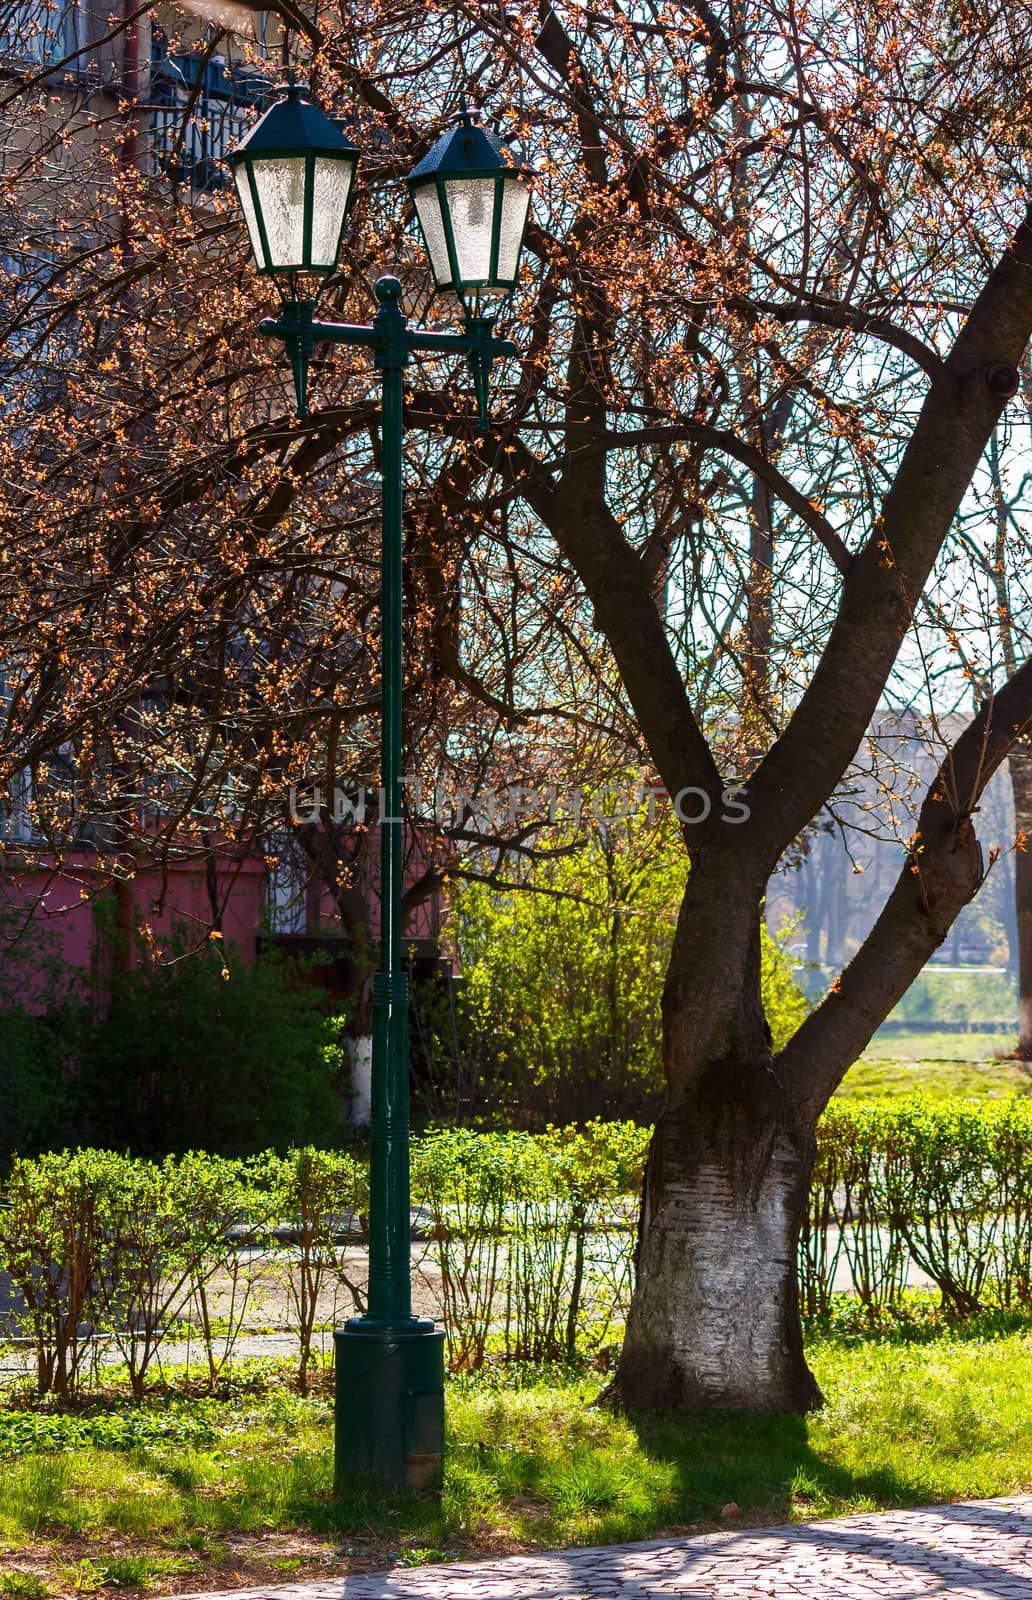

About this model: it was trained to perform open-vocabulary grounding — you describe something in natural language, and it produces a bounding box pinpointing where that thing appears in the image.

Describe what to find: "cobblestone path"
[173,1495,1032,1599]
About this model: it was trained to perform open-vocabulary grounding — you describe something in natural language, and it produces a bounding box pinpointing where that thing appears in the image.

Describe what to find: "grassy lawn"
[839,1032,1030,1097]
[1,1319,1031,1598]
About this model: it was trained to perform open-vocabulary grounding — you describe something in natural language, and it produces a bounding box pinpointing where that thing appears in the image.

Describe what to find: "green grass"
[444,1322,1032,1539]
[863,1029,1019,1063]
[839,1032,1030,1098]
[1,1325,1031,1590]
[0,1576,51,1600]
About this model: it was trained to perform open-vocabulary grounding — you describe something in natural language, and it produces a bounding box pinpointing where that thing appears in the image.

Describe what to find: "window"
[0,0,86,68]
[265,833,308,934]
[0,765,32,842]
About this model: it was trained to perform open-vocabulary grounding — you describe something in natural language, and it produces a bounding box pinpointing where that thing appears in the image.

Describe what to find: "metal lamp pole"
[229,86,531,1495]
[257,283,514,1492]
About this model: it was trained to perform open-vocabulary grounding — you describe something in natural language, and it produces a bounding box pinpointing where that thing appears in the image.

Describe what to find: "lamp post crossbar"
[258,284,518,430]
[259,276,515,1493]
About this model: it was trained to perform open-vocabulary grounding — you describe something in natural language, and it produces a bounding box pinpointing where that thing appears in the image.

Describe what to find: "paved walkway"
[175,1496,1032,1599]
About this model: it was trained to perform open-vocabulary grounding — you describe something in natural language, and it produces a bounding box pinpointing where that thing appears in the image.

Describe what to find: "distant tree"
[439,800,806,1126]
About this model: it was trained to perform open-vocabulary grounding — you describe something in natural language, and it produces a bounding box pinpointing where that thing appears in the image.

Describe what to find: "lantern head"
[406,106,532,314]
[229,82,359,280]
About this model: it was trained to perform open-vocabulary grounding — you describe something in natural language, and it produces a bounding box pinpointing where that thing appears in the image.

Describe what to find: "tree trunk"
[1008,747,1032,1056]
[616,1066,821,1413]
[612,849,822,1413]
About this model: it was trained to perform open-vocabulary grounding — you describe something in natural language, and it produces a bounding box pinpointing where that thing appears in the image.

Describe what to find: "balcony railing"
[0,0,85,70]
[150,42,268,195]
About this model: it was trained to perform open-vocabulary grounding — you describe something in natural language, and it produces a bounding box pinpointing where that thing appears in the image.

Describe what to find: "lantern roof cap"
[408,104,530,181]
[229,79,358,162]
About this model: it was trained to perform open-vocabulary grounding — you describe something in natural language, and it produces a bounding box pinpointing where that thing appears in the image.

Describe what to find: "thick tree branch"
[748,203,1032,854]
[779,653,1032,1120]
[728,296,945,382]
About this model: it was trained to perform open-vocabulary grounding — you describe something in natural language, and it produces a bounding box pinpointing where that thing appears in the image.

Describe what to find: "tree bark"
[613,844,820,1411]
[1008,746,1032,1056]
[617,1074,821,1412]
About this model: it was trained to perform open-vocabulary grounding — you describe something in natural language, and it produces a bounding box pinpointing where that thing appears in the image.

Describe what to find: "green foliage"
[0,1007,83,1165]
[172,1154,271,1391]
[0,911,349,1161]
[803,1094,1032,1319]
[761,912,810,1049]
[5,1101,1032,1405]
[889,965,1017,1024]
[0,1573,51,1598]
[78,942,346,1157]
[0,1398,226,1458]
[412,1122,648,1369]
[258,1147,370,1390]
[95,1153,256,1398]
[0,910,89,1166]
[428,803,808,1126]
[0,1148,371,1398]
[0,1149,112,1397]
[449,819,678,1122]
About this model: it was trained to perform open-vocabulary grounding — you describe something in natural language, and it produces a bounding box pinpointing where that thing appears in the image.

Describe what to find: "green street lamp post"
[229,84,532,1495]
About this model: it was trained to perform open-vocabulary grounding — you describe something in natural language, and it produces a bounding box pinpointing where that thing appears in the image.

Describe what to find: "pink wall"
[0,850,267,1009]
[0,821,447,1012]
[306,824,443,944]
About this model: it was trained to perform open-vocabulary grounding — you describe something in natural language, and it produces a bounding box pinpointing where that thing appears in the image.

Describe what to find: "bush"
[0,912,88,1163]
[257,1146,370,1390]
[802,1095,1032,1318]
[77,944,347,1157]
[0,1007,84,1164]
[5,1101,1032,1400]
[0,1149,112,1396]
[412,1121,649,1368]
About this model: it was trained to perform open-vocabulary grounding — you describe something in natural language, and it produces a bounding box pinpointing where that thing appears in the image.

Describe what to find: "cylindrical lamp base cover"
[334,1320,445,1493]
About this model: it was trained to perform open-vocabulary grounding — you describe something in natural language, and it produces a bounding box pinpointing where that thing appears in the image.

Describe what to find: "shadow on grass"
[261,1463,450,1546]
[625,1406,899,1527]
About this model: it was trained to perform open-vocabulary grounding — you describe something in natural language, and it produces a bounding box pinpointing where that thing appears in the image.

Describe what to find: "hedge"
[802,1096,1032,1318]
[2,1098,1031,1394]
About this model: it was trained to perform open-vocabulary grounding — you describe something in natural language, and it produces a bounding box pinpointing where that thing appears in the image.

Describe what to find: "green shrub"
[78,944,347,1157]
[256,1147,370,1390]
[0,1149,114,1396]
[419,799,808,1127]
[802,1095,1032,1319]
[94,1153,256,1397]
[0,908,89,1163]
[0,908,350,1161]
[6,1102,1032,1400]
[412,1121,649,1368]
[0,1007,85,1164]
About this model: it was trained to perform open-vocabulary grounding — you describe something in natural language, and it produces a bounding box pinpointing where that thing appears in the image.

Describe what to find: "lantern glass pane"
[250,155,307,269]
[495,178,530,283]
[310,156,353,269]
[442,176,496,286]
[234,167,267,270]
[413,185,453,287]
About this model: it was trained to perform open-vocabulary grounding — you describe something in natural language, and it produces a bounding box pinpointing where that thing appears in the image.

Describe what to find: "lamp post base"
[334,1318,445,1494]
